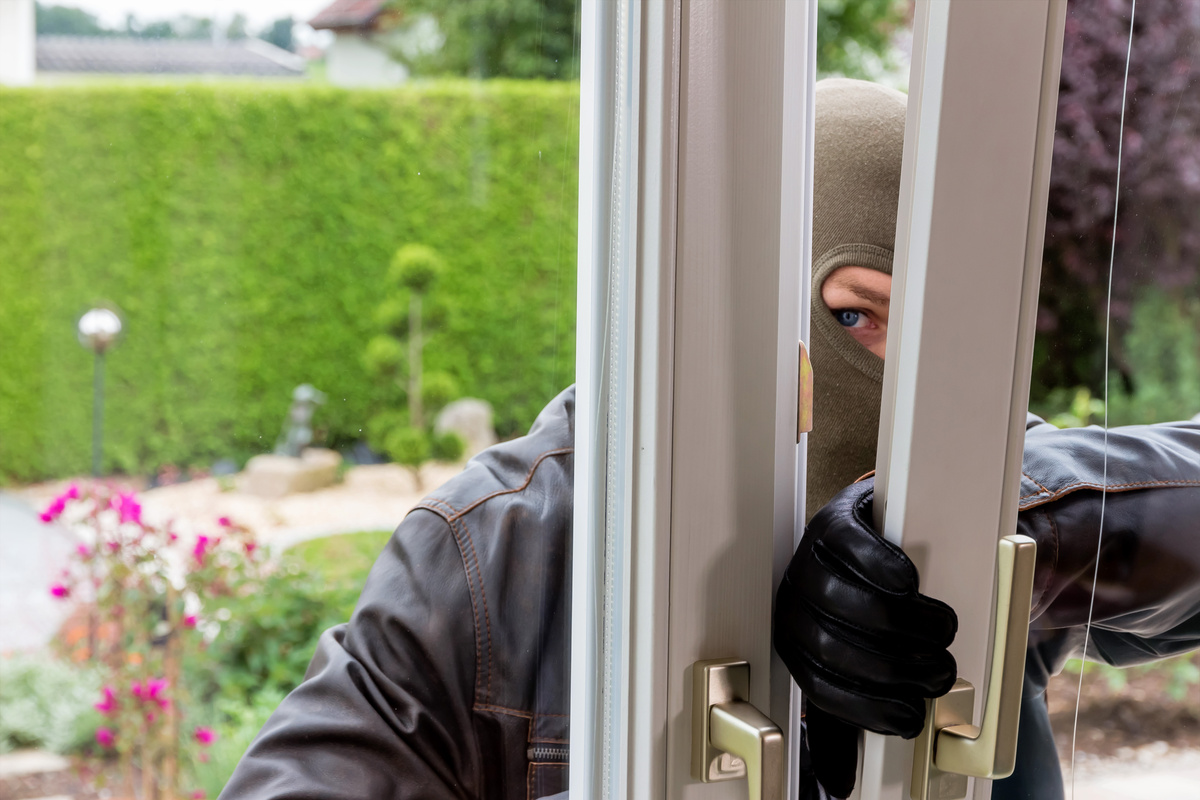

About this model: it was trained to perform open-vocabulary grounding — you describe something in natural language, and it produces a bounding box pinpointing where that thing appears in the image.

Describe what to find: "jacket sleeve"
[1018,414,1200,668]
[218,508,482,800]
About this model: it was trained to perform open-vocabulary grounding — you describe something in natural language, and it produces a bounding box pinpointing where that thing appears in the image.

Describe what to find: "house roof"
[36,36,306,77]
[308,0,388,31]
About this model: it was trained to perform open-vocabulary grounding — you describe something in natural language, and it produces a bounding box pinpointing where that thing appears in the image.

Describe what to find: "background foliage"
[0,83,579,482]
[1033,0,1200,410]
[815,0,909,82]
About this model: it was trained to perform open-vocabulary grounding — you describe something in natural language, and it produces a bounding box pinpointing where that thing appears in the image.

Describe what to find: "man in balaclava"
[776,78,1200,800]
[805,77,902,521]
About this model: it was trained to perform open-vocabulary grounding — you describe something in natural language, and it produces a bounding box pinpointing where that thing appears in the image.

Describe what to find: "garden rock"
[434,399,497,459]
[238,448,342,499]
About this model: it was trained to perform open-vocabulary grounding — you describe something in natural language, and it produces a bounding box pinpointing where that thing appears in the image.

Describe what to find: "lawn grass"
[288,530,394,590]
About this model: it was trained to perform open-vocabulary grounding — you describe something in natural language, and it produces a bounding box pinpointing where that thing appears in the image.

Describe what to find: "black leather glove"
[774,478,958,798]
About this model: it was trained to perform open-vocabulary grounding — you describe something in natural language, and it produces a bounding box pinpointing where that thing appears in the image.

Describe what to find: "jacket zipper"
[527,744,570,763]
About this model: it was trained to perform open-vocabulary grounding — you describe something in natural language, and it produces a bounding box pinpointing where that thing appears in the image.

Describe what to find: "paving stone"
[0,749,70,778]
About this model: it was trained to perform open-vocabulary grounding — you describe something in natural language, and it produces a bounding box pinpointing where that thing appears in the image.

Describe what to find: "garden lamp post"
[77,308,122,476]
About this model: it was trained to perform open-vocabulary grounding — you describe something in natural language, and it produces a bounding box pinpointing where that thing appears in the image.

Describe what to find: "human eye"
[833,309,868,328]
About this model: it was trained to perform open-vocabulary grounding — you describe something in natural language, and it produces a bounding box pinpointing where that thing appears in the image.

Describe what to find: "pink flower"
[217,516,232,527]
[193,535,211,565]
[112,492,142,525]
[183,614,198,628]
[191,790,207,799]
[244,541,258,555]
[49,583,69,599]
[107,540,120,552]
[146,711,157,723]
[39,497,66,523]
[169,532,179,543]
[66,483,80,500]
[146,677,169,700]
[94,686,116,715]
[95,727,116,748]
[76,544,92,558]
[131,680,145,700]
[193,726,217,746]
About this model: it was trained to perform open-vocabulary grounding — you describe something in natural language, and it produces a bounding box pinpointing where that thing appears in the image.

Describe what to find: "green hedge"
[0,82,579,482]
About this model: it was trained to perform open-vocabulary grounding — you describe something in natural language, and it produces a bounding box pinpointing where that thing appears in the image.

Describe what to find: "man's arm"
[1020,414,1200,665]
[218,509,482,800]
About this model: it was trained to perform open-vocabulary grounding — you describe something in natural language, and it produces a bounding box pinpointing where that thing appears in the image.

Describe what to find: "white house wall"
[326,32,408,88]
[0,0,35,86]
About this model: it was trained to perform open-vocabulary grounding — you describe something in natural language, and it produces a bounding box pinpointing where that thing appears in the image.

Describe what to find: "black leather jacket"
[219,387,1200,800]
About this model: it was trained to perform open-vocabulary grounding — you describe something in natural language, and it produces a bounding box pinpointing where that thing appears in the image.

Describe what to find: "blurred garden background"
[1,0,1198,798]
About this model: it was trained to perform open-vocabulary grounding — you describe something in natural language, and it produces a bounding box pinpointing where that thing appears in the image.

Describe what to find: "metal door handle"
[692,659,784,800]
[911,534,1037,800]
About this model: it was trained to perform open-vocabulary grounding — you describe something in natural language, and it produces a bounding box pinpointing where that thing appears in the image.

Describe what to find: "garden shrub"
[0,82,579,482]
[0,654,102,754]
[1032,290,1200,428]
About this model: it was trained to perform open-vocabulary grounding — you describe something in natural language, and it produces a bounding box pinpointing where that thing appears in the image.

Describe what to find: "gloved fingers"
[775,605,958,697]
[802,668,928,738]
[786,553,958,648]
[806,495,922,595]
[805,700,860,799]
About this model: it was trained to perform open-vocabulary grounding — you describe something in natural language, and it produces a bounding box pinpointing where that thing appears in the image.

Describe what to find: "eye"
[833,309,865,328]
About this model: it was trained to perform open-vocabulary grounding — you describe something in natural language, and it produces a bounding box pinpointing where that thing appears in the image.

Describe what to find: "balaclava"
[806,78,907,521]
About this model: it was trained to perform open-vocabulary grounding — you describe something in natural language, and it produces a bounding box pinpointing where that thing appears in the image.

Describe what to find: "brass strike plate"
[910,679,975,800]
[692,659,749,782]
[797,341,813,441]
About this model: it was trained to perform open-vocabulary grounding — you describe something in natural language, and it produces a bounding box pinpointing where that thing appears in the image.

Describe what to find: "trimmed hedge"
[0,82,579,482]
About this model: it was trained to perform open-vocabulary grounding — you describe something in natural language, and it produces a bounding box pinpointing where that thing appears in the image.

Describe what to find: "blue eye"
[834,310,861,327]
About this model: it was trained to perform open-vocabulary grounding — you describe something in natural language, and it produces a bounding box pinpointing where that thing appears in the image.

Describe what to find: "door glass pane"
[1030,0,1200,795]
[0,3,580,797]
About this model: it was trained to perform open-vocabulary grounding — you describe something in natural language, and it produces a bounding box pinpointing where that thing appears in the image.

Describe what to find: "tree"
[173,15,215,40]
[815,0,909,80]
[1032,0,1200,398]
[395,0,905,81]
[226,13,250,41]
[35,3,110,36]
[363,245,464,483]
[390,0,580,79]
[259,17,295,52]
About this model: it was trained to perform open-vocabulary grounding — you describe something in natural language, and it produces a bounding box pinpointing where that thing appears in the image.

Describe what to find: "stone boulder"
[434,398,497,460]
[238,448,342,499]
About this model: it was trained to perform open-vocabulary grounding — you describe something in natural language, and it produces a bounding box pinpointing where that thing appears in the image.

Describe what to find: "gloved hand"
[774,478,958,798]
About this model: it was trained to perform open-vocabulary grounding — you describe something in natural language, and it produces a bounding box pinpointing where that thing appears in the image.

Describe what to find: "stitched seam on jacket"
[1021,471,1054,497]
[525,716,534,800]
[1018,479,1200,510]
[443,447,575,521]
[454,512,494,706]
[415,503,485,711]
[475,702,533,719]
[528,762,567,800]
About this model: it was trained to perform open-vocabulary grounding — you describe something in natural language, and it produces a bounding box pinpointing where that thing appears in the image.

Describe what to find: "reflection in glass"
[1032,0,1200,793]
[0,4,580,797]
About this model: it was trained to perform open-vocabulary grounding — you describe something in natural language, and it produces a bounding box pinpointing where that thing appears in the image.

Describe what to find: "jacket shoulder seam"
[438,447,575,521]
[1019,478,1200,510]
[411,502,488,707]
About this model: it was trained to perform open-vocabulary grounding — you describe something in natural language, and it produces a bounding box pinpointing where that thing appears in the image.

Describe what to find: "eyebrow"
[840,282,890,307]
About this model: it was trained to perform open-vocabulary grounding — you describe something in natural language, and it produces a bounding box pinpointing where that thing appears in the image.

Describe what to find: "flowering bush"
[42,482,262,799]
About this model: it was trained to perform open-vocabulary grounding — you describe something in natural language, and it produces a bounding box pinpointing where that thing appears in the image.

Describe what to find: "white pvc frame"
[572,1,818,798]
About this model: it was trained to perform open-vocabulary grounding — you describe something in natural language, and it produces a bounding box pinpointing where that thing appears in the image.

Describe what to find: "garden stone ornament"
[275,384,327,458]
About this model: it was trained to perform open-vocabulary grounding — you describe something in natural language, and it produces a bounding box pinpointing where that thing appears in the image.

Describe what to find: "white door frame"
[571,0,817,798]
[864,2,1068,799]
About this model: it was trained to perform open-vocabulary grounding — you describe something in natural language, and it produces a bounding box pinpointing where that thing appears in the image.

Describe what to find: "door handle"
[910,534,1037,800]
[692,659,785,800]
